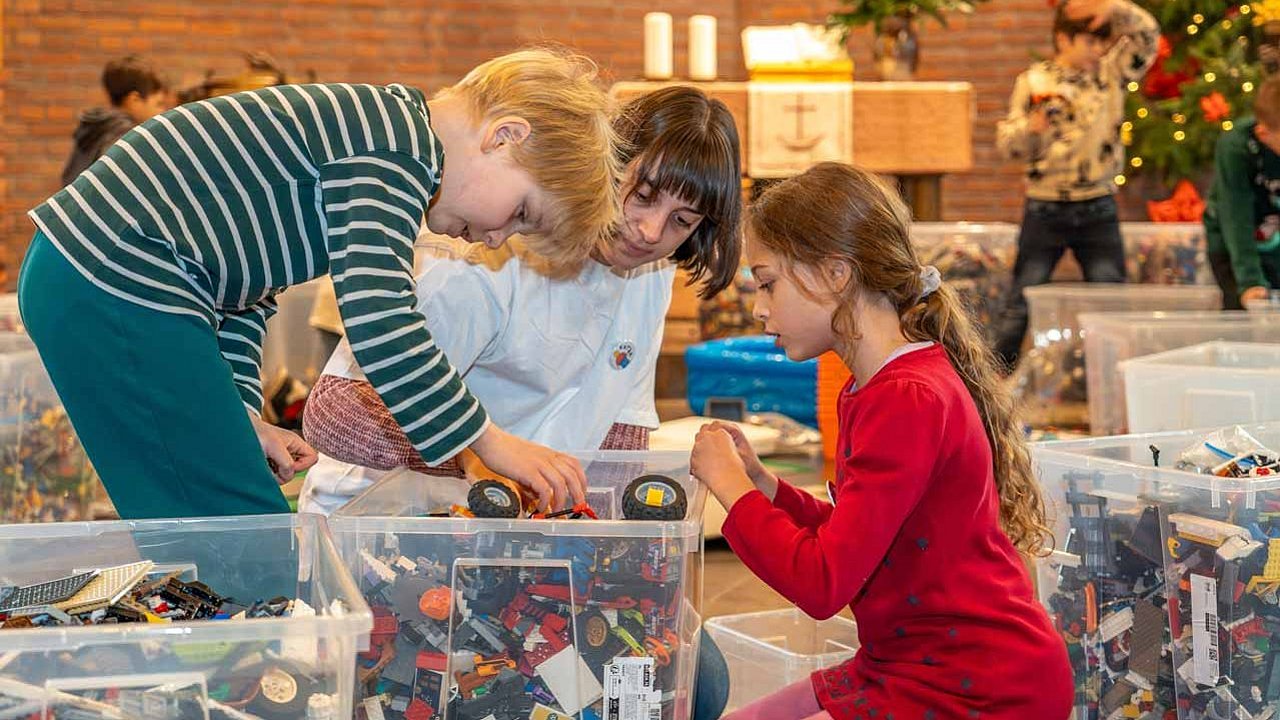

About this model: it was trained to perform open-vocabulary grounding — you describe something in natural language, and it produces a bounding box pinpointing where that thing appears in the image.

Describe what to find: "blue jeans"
[995,196,1125,369]
[695,629,730,720]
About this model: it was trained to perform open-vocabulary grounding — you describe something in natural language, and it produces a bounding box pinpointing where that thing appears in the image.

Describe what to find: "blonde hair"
[748,163,1051,556]
[439,47,623,269]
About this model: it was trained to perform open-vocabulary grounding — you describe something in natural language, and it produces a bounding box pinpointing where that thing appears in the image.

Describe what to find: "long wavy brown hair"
[748,162,1050,555]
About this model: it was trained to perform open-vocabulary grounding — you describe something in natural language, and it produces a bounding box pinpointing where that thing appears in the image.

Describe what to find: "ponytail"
[902,285,1051,556]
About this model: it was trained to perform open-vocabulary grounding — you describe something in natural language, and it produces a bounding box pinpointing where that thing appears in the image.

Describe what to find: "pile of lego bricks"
[355,530,688,720]
[1044,472,1173,720]
[1159,436,1280,719]
[914,237,1014,338]
[1043,429,1280,720]
[1125,231,1204,286]
[1013,337,1091,432]
[0,563,341,720]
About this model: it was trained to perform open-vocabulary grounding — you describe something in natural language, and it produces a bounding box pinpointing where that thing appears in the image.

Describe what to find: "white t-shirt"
[300,235,675,514]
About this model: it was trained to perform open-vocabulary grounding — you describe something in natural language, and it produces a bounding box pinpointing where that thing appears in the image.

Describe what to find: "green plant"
[1120,0,1263,188]
[828,0,989,39]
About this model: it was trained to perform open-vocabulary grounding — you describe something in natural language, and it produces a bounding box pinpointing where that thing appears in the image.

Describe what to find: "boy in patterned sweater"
[994,0,1158,369]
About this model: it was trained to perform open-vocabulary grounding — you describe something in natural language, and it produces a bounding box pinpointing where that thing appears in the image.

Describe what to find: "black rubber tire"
[622,474,687,521]
[577,608,613,652]
[469,479,521,518]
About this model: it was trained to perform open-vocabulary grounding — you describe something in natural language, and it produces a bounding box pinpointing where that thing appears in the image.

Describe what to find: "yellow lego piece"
[646,487,665,506]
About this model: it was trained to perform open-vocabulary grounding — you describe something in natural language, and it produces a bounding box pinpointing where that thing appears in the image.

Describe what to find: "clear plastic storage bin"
[704,608,858,712]
[1035,423,1280,720]
[1082,312,1280,436]
[329,451,706,720]
[1121,223,1209,285]
[0,513,372,720]
[1015,284,1221,430]
[910,222,1018,335]
[0,333,100,524]
[1122,341,1280,433]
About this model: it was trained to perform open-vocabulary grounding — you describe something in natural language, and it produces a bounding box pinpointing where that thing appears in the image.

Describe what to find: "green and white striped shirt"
[29,83,488,464]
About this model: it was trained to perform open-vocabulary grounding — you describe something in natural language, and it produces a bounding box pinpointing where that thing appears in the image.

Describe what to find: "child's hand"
[1063,0,1115,29]
[1242,286,1270,305]
[470,425,586,512]
[249,411,318,484]
[703,421,776,494]
[1028,108,1051,135]
[691,425,757,510]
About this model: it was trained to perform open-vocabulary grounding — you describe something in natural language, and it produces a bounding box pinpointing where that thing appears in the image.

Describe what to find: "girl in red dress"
[691,162,1072,720]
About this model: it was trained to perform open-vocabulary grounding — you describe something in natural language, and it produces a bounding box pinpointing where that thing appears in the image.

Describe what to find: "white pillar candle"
[644,12,673,80]
[688,15,717,81]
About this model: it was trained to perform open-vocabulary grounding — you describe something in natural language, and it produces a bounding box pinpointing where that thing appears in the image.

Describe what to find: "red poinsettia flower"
[1147,179,1206,222]
[1200,92,1230,123]
[1144,35,1199,100]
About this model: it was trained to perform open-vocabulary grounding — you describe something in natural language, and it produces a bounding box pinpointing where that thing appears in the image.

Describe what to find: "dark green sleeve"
[1214,130,1270,291]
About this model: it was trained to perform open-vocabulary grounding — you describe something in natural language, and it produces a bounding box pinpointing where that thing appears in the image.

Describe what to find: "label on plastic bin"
[1191,574,1221,687]
[604,657,661,720]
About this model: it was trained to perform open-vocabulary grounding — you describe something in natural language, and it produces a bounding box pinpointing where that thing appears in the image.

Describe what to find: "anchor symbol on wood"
[777,93,825,151]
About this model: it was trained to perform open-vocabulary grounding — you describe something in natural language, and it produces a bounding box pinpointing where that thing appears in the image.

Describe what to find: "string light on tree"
[1115,174,1128,186]
[1128,81,1140,92]
[1124,0,1262,186]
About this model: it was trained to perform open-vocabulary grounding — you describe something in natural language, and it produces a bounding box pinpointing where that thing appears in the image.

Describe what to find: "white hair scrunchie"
[918,265,941,301]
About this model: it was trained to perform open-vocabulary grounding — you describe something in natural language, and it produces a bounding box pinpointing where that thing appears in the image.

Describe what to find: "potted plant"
[828,0,990,80]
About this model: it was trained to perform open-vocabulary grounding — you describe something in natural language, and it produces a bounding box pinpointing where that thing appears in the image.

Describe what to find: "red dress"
[721,345,1072,720]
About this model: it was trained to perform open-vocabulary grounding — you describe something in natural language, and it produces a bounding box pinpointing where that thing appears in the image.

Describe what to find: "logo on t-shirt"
[610,341,635,370]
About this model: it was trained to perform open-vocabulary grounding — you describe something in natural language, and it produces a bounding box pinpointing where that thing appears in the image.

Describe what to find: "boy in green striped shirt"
[20,48,621,519]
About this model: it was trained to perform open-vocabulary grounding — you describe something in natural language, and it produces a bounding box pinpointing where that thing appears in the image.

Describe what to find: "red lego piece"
[370,606,399,641]
[543,628,570,653]
[417,651,448,672]
[1230,616,1266,646]
[404,698,435,720]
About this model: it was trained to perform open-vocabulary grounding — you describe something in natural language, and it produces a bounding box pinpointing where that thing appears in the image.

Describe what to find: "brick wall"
[0,0,1159,286]
[0,0,742,284]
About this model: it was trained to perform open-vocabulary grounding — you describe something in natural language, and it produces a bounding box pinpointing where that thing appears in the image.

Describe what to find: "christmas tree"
[1120,0,1266,190]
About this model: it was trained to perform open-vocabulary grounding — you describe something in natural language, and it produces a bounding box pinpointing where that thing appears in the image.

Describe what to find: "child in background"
[690,163,1072,720]
[994,0,1158,369]
[61,55,170,186]
[21,48,619,519]
[1204,75,1280,309]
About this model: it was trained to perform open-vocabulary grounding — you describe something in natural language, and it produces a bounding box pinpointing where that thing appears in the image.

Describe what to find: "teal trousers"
[18,231,289,519]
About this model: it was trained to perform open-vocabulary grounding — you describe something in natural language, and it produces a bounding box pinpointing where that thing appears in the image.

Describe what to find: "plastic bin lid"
[1024,282,1220,301]
[1034,420,1280,495]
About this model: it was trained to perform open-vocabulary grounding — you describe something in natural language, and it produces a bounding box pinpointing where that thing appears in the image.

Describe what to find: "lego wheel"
[576,608,613,655]
[469,479,521,519]
[622,475,687,521]
[247,664,317,720]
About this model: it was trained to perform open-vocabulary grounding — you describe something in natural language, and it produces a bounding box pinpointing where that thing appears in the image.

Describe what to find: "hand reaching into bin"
[469,425,587,513]
[249,411,317,484]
